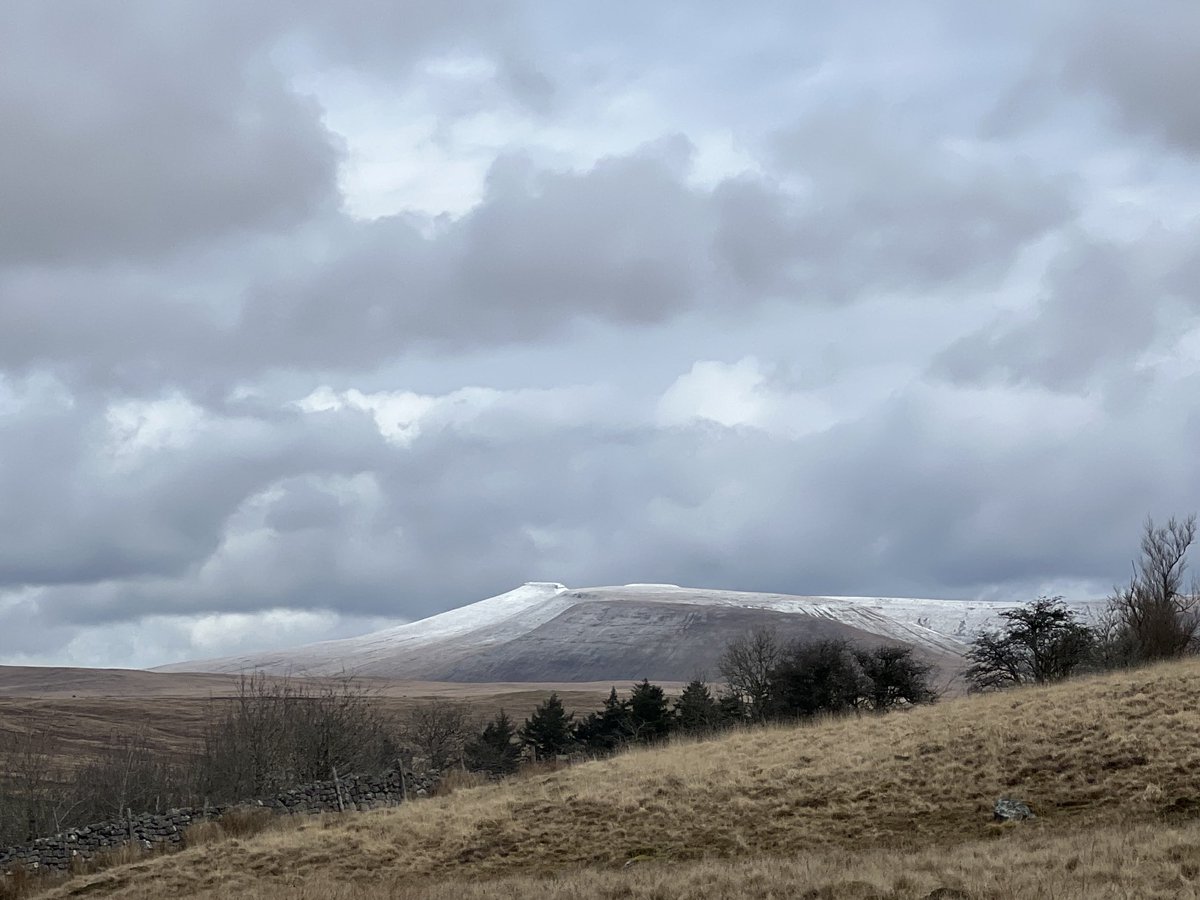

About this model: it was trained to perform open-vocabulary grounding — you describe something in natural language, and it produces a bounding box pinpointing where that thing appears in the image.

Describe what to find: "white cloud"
[105,394,208,466]
[297,383,621,445]
[658,358,771,428]
[658,357,837,435]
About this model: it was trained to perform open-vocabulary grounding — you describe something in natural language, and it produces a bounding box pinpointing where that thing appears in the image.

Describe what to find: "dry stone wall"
[0,768,436,875]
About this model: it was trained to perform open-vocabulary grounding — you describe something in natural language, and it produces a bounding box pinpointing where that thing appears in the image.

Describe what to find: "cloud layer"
[3,1,1199,667]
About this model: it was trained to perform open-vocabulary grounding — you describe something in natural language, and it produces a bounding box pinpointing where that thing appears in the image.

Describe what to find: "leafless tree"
[1105,515,1199,665]
[74,729,192,820]
[401,700,470,773]
[0,729,77,843]
[718,627,783,722]
[197,673,399,799]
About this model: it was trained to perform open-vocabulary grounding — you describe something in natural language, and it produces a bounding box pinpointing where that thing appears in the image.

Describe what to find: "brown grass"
[181,807,279,848]
[29,658,1200,898]
[0,667,626,774]
[41,820,1200,899]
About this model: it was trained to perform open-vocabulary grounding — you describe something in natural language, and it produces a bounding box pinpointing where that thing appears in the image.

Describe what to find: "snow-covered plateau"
[156,583,1107,683]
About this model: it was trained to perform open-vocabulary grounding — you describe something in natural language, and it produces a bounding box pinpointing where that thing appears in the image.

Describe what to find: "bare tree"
[287,677,398,780]
[0,727,197,844]
[198,673,399,800]
[402,700,470,773]
[718,627,783,722]
[0,729,77,843]
[964,596,1096,691]
[1105,515,1199,665]
[74,729,192,820]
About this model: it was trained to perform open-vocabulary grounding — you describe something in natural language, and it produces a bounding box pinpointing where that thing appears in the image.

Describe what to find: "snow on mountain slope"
[158,582,578,676]
[156,583,1106,682]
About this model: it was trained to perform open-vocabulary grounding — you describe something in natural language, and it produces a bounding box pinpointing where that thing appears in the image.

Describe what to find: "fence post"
[126,808,134,846]
[397,761,408,803]
[331,766,345,812]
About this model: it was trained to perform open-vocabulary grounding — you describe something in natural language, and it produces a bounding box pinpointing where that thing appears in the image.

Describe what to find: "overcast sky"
[2,1,1198,668]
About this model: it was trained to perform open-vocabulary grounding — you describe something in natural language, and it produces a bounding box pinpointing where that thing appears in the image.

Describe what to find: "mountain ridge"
[155,583,1106,682]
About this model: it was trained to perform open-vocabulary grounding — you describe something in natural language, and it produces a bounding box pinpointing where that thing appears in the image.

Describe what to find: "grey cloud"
[14,369,1200,647]
[991,2,1200,154]
[935,231,1197,391]
[765,104,1076,299]
[0,0,535,266]
[241,140,714,364]
[263,477,355,533]
[285,0,521,71]
[4,91,1076,391]
[1058,2,1200,154]
[0,395,388,589]
[0,3,340,264]
[238,121,1071,373]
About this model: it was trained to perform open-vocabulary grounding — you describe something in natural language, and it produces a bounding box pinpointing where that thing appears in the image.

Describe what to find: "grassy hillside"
[34,659,1200,899]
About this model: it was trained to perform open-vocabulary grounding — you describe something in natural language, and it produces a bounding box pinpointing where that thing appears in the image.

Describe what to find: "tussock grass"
[35,658,1200,898]
[429,769,490,798]
[52,820,1200,899]
[181,807,280,848]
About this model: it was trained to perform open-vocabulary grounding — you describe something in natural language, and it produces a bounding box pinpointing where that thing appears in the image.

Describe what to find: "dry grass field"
[0,666,629,772]
[21,657,1200,899]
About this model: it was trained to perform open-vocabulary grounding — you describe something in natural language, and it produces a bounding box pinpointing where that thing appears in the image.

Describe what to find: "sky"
[2,1,1199,668]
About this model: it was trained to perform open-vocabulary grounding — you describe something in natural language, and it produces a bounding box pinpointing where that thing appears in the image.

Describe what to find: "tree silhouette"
[520,693,574,759]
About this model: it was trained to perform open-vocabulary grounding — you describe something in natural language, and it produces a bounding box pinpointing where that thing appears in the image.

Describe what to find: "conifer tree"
[465,709,522,776]
[520,693,575,759]
[573,687,633,753]
[628,679,672,743]
[673,678,723,734]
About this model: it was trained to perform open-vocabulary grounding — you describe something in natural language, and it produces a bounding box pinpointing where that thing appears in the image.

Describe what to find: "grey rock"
[993,798,1035,821]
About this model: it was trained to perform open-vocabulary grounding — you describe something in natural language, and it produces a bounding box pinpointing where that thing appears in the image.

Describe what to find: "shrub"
[853,645,938,710]
[768,638,867,718]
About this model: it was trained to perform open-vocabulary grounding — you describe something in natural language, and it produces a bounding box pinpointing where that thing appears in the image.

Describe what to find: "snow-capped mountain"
[156,583,1106,682]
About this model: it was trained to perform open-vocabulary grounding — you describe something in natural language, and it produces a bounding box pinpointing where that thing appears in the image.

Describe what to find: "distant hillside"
[157,582,1105,681]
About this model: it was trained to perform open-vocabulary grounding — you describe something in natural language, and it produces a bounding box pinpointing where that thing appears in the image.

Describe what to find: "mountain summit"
[157,584,1103,682]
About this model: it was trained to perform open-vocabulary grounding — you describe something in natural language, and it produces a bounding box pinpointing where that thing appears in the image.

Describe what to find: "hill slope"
[159,583,1100,681]
[52,657,1200,899]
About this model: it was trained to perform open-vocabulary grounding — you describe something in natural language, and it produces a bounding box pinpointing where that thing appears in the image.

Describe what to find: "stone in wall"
[0,768,437,875]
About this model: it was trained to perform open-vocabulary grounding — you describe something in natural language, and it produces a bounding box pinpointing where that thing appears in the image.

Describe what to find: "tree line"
[476,636,939,770]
